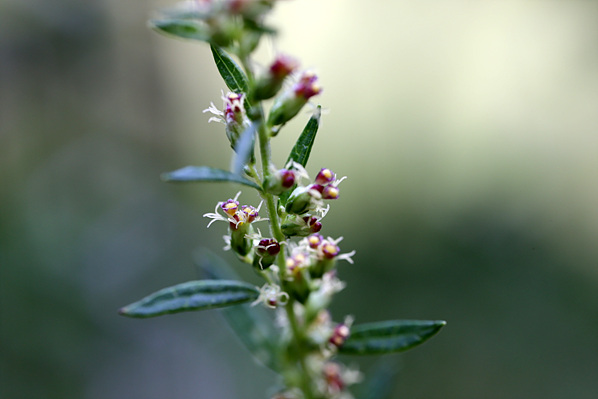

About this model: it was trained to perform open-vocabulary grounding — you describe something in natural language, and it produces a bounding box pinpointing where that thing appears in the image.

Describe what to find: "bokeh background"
[2,0,598,398]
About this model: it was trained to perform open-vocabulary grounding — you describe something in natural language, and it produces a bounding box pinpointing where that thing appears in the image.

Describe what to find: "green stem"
[241,53,316,399]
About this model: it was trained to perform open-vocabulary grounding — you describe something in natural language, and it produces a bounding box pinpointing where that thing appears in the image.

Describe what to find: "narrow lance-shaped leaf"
[285,105,321,167]
[150,19,210,42]
[161,166,262,191]
[279,105,321,205]
[231,123,256,176]
[119,280,259,318]
[196,249,281,371]
[211,45,249,94]
[339,319,446,355]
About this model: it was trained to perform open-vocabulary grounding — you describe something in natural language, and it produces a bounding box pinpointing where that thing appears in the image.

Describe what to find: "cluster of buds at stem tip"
[267,71,322,128]
[177,0,277,49]
[285,168,342,217]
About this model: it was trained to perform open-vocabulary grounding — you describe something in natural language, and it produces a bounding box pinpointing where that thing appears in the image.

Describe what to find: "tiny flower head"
[264,168,296,195]
[329,316,354,348]
[254,54,299,101]
[203,91,249,147]
[270,54,299,79]
[253,238,281,270]
[315,168,335,185]
[307,233,324,249]
[294,71,322,100]
[257,238,281,257]
[221,198,239,216]
[252,283,289,309]
[320,241,340,260]
[303,216,322,233]
[322,185,340,200]
[267,71,322,126]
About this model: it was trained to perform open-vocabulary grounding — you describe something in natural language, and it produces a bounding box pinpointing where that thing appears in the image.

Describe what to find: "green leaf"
[119,280,259,318]
[339,319,446,355]
[210,45,249,94]
[232,123,256,175]
[161,166,261,191]
[196,249,281,371]
[150,19,210,42]
[279,106,321,205]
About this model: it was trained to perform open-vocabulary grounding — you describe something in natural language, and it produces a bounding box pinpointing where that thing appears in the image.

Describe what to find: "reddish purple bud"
[315,168,335,185]
[307,233,323,249]
[322,185,340,200]
[320,241,340,259]
[270,54,299,79]
[279,169,296,188]
[293,71,322,100]
[309,184,324,194]
[303,216,322,233]
[329,323,351,348]
[257,238,281,256]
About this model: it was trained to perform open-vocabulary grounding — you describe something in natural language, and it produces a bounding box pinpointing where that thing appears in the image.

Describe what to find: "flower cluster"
[203,192,270,259]
[282,167,345,237]
[123,2,445,399]
[204,91,250,149]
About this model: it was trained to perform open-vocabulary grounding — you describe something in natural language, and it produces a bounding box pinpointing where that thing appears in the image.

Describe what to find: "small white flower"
[252,283,289,309]
[203,191,268,229]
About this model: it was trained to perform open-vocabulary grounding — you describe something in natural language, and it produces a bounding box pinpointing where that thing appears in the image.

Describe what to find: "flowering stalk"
[120,2,445,398]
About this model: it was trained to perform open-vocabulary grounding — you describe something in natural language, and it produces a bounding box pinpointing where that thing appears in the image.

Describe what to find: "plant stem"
[241,53,316,399]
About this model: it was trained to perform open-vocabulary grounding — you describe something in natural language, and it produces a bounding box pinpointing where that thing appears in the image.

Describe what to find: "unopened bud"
[322,185,340,200]
[281,214,322,237]
[285,186,321,215]
[315,168,335,185]
[263,169,296,195]
[329,323,351,348]
[267,71,321,127]
[253,238,280,270]
[254,54,298,100]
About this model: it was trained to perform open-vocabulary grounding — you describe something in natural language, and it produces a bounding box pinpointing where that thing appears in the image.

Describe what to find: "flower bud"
[263,168,296,195]
[322,185,340,200]
[253,238,280,270]
[254,54,298,100]
[223,92,249,147]
[329,323,351,348]
[284,185,321,215]
[307,233,323,249]
[267,71,321,127]
[315,168,335,185]
[281,214,322,237]
[310,240,339,278]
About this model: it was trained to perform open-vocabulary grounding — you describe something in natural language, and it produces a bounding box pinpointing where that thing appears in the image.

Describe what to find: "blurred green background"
[2,0,598,398]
